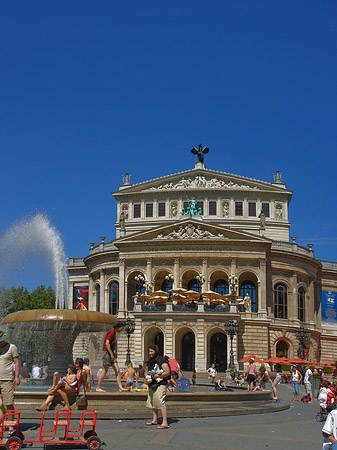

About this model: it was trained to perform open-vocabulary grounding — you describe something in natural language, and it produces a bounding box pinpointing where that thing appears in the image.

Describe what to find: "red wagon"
[0,409,101,450]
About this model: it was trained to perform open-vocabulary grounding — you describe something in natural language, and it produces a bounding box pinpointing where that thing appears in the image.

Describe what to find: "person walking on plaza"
[291,364,303,402]
[304,364,313,402]
[145,344,171,429]
[0,330,20,420]
[96,321,126,393]
[245,358,257,391]
[207,363,217,384]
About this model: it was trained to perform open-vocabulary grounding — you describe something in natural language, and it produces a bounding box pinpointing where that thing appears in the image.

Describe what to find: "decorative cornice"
[156,224,227,240]
[148,175,259,191]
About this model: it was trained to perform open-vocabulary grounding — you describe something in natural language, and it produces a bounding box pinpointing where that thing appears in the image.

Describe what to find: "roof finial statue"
[191,143,209,165]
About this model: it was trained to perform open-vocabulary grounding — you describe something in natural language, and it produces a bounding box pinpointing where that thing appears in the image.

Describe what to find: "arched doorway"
[210,333,227,371]
[154,331,164,356]
[181,332,195,370]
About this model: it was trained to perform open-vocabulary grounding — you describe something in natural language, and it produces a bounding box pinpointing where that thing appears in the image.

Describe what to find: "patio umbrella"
[169,288,188,294]
[264,357,289,364]
[288,358,313,365]
[210,299,228,305]
[238,355,264,363]
[151,290,169,296]
[202,291,223,299]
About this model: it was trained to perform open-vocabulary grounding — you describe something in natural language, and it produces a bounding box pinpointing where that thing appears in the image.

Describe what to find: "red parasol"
[288,358,313,365]
[238,355,264,363]
[264,357,289,364]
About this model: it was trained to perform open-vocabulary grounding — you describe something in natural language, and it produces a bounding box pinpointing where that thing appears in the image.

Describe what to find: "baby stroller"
[315,404,336,422]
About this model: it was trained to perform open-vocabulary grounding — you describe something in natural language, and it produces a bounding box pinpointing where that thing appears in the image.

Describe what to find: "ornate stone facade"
[68,164,337,372]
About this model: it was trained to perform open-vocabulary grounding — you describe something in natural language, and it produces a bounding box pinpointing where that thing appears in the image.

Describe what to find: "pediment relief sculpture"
[148,175,259,191]
[156,224,227,240]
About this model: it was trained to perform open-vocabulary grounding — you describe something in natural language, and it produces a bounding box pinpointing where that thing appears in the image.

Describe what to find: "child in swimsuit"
[122,363,136,391]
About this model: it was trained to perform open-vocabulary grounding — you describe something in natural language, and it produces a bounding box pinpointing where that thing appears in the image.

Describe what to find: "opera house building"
[68,151,337,371]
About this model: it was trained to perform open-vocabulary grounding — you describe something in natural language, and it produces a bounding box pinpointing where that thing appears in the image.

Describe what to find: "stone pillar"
[100,270,107,314]
[195,318,206,372]
[89,276,94,311]
[68,282,74,309]
[165,318,174,357]
[118,259,126,316]
[289,272,298,322]
[258,258,267,316]
[202,257,209,291]
[174,257,180,288]
[308,277,316,325]
[133,317,143,366]
[146,258,153,284]
[230,257,237,277]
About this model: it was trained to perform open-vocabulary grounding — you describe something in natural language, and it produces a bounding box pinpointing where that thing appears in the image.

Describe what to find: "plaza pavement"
[18,382,325,449]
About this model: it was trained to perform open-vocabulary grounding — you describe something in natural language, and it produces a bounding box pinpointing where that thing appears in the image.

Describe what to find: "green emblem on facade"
[181,197,202,216]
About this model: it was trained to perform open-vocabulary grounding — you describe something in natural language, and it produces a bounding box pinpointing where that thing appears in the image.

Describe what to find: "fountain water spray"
[0,214,68,308]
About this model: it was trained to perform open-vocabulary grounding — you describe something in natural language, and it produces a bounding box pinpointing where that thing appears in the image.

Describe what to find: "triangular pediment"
[115,218,272,244]
[113,167,292,198]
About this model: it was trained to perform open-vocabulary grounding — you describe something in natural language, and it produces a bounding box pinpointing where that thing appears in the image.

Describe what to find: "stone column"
[195,318,206,372]
[308,277,316,325]
[202,257,209,291]
[174,257,180,288]
[258,258,267,316]
[118,259,126,316]
[100,270,107,314]
[165,318,174,357]
[133,317,143,366]
[68,282,74,309]
[146,258,153,285]
[230,257,237,277]
[289,272,298,322]
[89,275,94,311]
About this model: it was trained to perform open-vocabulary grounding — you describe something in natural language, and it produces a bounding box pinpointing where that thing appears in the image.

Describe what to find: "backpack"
[327,389,336,406]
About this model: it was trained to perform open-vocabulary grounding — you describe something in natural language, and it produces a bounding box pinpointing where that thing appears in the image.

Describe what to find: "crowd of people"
[2,322,337,443]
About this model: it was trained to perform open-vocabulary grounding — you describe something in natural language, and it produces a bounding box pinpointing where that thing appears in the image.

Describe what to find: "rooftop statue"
[191,143,209,164]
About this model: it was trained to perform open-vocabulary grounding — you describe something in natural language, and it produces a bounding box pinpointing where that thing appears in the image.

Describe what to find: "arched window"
[276,340,289,358]
[187,279,201,292]
[240,280,257,312]
[298,287,306,322]
[154,331,164,356]
[161,279,170,293]
[109,281,119,315]
[274,283,287,319]
[95,284,100,312]
[214,279,229,295]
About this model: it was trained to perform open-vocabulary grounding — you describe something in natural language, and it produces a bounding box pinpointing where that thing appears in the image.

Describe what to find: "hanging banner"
[321,291,337,323]
[73,286,89,310]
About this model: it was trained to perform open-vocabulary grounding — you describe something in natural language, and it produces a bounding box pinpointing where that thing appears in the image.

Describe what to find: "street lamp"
[165,273,174,303]
[224,317,239,369]
[196,273,205,303]
[295,324,310,359]
[229,274,239,310]
[124,318,136,366]
[143,281,152,294]
[135,274,145,304]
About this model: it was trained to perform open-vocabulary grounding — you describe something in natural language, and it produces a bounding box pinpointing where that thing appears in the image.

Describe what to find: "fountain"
[0,214,116,381]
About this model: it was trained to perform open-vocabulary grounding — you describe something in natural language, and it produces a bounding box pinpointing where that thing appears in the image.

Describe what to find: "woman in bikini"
[37,359,85,410]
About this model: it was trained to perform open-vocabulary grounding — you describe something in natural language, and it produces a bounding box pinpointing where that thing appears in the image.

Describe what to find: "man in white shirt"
[304,364,313,402]
[322,409,337,449]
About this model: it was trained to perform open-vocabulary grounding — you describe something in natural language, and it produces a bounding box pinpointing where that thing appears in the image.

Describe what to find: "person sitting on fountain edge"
[96,321,127,393]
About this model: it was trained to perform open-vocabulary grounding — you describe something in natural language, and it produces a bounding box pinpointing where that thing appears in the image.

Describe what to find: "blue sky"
[0,1,336,291]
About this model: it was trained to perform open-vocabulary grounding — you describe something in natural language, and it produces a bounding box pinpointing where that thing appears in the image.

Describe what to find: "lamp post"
[224,317,239,369]
[124,317,136,366]
[143,281,152,295]
[196,273,205,303]
[229,274,239,312]
[165,273,174,302]
[295,324,310,359]
[135,274,145,304]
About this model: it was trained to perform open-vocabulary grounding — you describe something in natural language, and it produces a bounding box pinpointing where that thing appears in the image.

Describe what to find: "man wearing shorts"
[0,330,20,425]
[96,321,125,393]
[304,364,313,402]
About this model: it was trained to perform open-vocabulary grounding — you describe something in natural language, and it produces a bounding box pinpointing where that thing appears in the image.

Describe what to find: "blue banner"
[321,291,337,323]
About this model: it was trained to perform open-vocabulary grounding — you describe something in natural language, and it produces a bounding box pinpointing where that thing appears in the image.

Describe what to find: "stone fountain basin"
[2,309,117,381]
